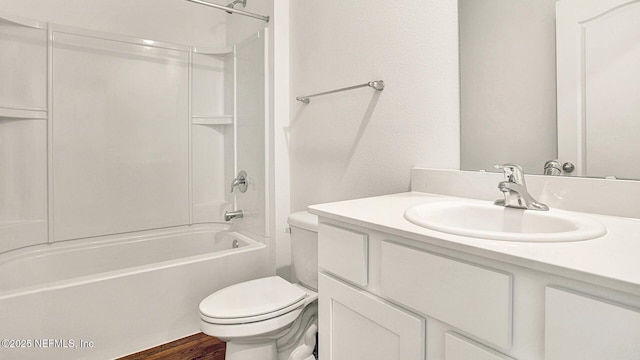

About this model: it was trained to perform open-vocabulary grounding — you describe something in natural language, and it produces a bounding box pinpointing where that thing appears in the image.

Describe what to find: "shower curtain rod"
[186,0,270,22]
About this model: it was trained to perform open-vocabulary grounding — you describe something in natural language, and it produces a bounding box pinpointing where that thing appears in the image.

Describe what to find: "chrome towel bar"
[296,80,385,104]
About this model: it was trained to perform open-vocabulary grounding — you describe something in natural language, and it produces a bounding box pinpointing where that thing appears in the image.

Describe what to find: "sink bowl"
[404,200,606,242]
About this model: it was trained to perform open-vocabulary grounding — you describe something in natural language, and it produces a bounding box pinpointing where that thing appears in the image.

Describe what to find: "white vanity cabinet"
[315,218,640,360]
[318,223,424,359]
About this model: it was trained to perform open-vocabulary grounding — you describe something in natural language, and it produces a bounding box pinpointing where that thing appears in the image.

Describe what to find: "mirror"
[459,0,640,180]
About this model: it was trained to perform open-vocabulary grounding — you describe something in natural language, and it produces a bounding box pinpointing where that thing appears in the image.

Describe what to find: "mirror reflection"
[459,0,640,180]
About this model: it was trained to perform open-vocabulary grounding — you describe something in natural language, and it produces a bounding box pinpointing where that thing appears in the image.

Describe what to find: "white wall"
[0,0,226,47]
[289,0,460,212]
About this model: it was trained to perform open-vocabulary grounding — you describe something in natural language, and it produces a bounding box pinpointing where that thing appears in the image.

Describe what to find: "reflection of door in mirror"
[557,0,640,179]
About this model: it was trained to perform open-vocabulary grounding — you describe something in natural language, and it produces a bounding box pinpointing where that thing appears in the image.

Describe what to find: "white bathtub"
[0,224,270,360]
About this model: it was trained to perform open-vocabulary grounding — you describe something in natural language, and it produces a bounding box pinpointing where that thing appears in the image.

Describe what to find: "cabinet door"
[545,287,640,360]
[319,273,424,360]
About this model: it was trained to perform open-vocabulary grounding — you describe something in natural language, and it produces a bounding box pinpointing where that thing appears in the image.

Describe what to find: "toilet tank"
[288,211,318,291]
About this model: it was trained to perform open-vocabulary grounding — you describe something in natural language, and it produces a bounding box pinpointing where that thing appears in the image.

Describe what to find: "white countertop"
[308,191,640,296]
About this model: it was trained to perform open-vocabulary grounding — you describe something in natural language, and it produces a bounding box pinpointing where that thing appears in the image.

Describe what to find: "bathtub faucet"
[224,210,244,221]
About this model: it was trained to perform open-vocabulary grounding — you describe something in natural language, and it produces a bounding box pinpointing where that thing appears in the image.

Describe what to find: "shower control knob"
[230,170,248,193]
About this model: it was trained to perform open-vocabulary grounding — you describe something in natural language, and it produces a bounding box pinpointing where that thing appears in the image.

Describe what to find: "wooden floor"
[118,333,226,360]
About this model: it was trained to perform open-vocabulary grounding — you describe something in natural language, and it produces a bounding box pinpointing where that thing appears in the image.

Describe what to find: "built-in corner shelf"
[191,46,233,56]
[191,115,233,126]
[0,106,47,120]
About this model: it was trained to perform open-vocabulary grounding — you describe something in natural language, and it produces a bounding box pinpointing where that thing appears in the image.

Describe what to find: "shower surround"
[0,10,271,359]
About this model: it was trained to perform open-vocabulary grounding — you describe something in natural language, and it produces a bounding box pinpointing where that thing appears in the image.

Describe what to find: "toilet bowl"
[199,211,318,360]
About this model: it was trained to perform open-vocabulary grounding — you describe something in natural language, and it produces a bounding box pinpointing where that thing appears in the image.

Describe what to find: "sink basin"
[404,200,606,242]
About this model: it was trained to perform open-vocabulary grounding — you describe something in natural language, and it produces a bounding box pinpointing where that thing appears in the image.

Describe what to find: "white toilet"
[199,211,319,360]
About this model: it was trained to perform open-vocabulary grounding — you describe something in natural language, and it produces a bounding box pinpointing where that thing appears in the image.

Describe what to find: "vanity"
[309,169,640,360]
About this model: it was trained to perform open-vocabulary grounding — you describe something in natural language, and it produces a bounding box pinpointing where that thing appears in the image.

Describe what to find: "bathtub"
[0,224,270,360]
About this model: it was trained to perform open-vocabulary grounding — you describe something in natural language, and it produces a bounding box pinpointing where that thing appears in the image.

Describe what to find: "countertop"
[308,191,640,296]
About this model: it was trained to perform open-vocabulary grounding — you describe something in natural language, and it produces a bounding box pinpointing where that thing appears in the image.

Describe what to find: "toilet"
[199,211,319,360]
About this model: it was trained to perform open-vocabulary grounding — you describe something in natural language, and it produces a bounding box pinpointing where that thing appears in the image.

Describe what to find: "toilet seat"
[200,276,308,325]
[201,305,306,340]
[201,297,306,325]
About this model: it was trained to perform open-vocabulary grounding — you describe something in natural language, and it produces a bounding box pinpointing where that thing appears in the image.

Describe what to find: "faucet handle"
[494,163,525,185]
[230,170,248,193]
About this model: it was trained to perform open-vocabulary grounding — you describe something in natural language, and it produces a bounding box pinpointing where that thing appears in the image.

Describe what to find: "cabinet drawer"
[318,224,368,286]
[545,286,640,360]
[445,332,514,360]
[380,241,512,349]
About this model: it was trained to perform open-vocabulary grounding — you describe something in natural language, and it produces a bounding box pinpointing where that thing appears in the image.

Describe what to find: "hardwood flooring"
[118,333,225,360]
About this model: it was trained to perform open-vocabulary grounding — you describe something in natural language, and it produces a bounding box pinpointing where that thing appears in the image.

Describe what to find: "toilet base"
[226,340,277,360]
[222,307,318,360]
[200,283,319,360]
[224,326,317,360]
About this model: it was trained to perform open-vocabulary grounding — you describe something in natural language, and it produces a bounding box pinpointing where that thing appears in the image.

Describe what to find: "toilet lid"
[288,211,318,232]
[200,276,307,320]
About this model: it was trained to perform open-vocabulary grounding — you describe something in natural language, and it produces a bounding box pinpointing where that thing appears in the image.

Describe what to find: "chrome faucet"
[543,160,562,175]
[224,210,244,221]
[543,159,575,176]
[494,164,549,211]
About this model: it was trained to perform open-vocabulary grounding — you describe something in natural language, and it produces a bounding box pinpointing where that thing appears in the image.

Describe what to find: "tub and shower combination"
[0,6,272,359]
[0,225,269,359]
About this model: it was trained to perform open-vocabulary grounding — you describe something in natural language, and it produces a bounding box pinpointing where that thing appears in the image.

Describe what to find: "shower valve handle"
[231,170,248,193]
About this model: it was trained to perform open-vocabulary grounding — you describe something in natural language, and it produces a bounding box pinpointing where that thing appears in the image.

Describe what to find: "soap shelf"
[0,11,47,30]
[0,106,47,120]
[192,115,233,125]
[191,46,233,56]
